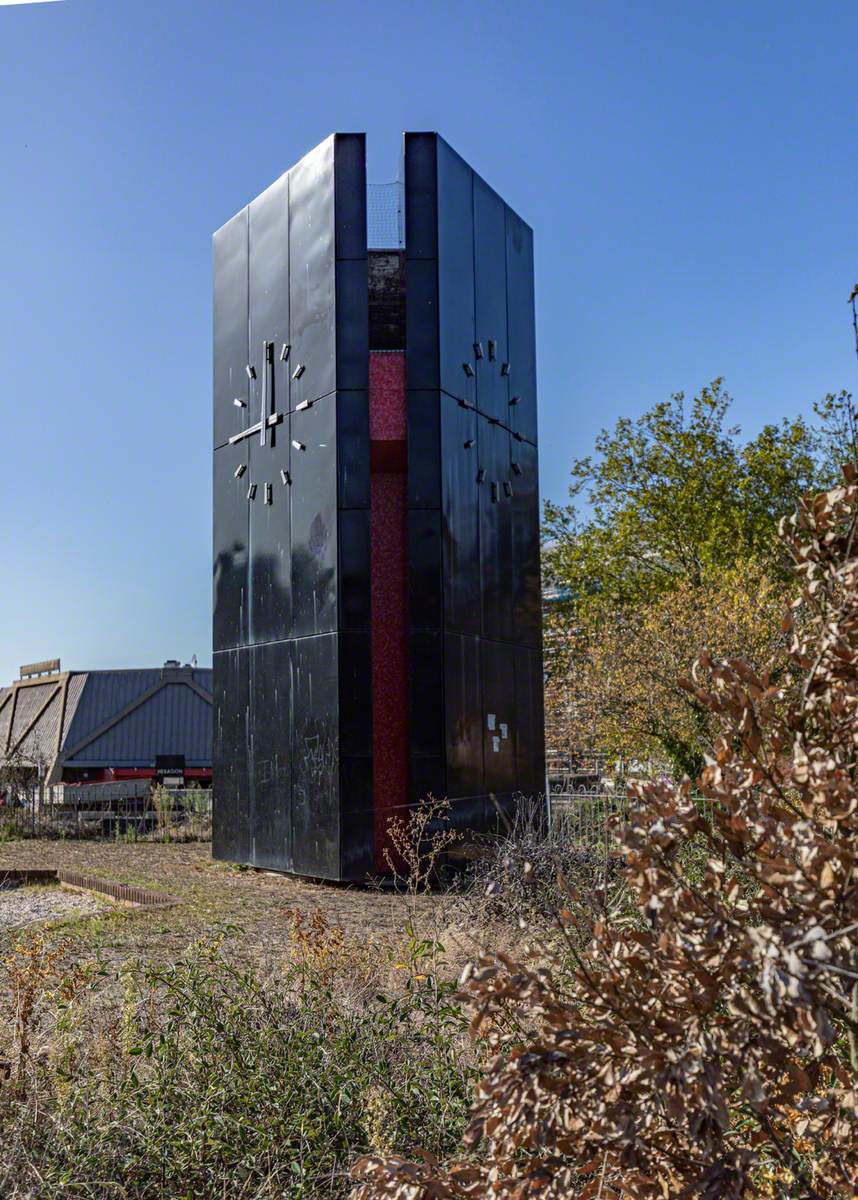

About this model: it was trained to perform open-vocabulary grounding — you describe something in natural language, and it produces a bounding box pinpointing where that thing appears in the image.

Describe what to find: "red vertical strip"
[369,352,408,872]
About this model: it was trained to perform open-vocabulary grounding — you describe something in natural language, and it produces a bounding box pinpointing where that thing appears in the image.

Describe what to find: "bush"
[354,470,858,1198]
[0,917,474,1198]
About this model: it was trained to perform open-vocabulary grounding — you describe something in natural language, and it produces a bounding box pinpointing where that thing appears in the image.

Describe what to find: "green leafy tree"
[542,381,852,609]
[542,383,855,772]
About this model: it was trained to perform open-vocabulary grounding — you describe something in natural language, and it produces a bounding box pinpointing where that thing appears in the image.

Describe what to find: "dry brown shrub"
[353,467,858,1199]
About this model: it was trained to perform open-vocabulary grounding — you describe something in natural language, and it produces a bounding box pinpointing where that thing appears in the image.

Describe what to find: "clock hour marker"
[476,468,486,483]
[247,483,257,501]
[295,399,311,412]
[511,461,522,476]
[464,439,475,449]
[462,362,475,378]
[292,440,305,452]
[264,483,272,505]
[457,397,472,409]
[473,342,484,359]
[491,482,499,503]
[234,463,247,479]
[233,397,246,408]
[280,469,291,486]
[488,339,497,361]
[503,481,513,498]
[279,343,291,362]
[509,395,520,406]
[246,364,256,380]
[500,362,510,376]
[291,363,305,381]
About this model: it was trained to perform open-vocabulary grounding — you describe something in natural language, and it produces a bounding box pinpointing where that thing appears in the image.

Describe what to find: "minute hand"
[228,413,283,445]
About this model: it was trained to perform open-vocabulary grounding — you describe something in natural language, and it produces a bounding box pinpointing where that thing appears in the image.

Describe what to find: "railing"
[0,784,212,842]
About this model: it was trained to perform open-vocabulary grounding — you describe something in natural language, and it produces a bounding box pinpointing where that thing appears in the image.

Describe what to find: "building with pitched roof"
[0,658,212,794]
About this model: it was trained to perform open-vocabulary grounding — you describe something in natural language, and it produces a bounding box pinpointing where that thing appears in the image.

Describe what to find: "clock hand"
[228,412,284,446]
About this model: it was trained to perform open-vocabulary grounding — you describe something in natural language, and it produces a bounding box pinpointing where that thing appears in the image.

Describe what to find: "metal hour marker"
[280,469,291,486]
[464,439,475,449]
[462,362,475,378]
[509,395,520,406]
[457,397,472,409]
[233,397,246,408]
[513,431,524,442]
[264,483,273,505]
[500,362,510,376]
[487,416,499,425]
[292,440,305,452]
[279,343,291,362]
[488,339,497,361]
[247,483,257,500]
[291,363,306,380]
[295,399,311,411]
[511,461,522,476]
[476,468,486,483]
[503,481,513,498]
[491,482,499,502]
[473,342,484,359]
[234,463,247,479]
[246,364,256,380]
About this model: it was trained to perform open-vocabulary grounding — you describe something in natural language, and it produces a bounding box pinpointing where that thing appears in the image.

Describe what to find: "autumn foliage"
[353,468,858,1198]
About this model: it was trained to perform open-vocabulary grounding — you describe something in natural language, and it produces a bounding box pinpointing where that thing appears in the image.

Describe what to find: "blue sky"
[1,0,856,682]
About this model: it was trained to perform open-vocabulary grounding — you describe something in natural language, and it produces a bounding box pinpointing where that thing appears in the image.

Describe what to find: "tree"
[546,561,787,778]
[542,383,854,769]
[354,466,858,1200]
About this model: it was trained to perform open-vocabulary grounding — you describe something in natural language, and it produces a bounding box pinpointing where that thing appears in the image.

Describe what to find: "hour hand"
[228,413,283,445]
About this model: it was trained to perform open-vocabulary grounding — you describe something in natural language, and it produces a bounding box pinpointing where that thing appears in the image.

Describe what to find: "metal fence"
[0,781,212,842]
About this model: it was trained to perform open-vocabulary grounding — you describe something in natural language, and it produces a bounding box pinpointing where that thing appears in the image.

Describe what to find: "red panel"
[369,351,408,871]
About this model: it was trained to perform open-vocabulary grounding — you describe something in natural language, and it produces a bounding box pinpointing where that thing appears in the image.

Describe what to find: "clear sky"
[1,0,856,683]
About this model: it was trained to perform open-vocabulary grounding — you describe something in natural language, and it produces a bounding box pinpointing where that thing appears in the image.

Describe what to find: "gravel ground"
[0,886,104,931]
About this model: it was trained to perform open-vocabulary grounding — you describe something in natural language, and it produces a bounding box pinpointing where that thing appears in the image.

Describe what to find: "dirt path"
[0,841,435,968]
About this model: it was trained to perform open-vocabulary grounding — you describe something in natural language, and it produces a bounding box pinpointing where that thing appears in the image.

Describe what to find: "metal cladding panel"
[213,440,249,651]
[479,424,515,643]
[436,140,475,403]
[440,393,480,636]
[289,136,336,407]
[334,133,368,263]
[337,390,370,509]
[340,799,374,880]
[405,259,439,391]
[338,508,371,631]
[406,391,441,508]
[213,210,249,450]
[248,640,292,871]
[408,630,444,759]
[290,633,339,879]
[338,630,372,759]
[247,173,292,646]
[510,439,542,648]
[212,648,250,864]
[290,392,337,637]
[444,633,483,798]
[505,208,538,445]
[473,177,510,424]
[407,508,442,630]
[480,640,517,795]
[403,133,438,261]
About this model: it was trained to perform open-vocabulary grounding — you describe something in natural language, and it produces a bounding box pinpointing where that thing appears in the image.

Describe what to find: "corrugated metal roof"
[66,681,212,766]
[0,666,213,775]
[61,673,88,744]
[10,683,57,745]
[62,670,163,752]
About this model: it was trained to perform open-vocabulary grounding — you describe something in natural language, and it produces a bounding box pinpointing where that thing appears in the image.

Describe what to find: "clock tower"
[213,132,543,880]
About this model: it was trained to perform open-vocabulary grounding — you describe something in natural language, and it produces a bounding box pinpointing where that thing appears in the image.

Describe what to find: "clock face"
[228,339,306,504]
